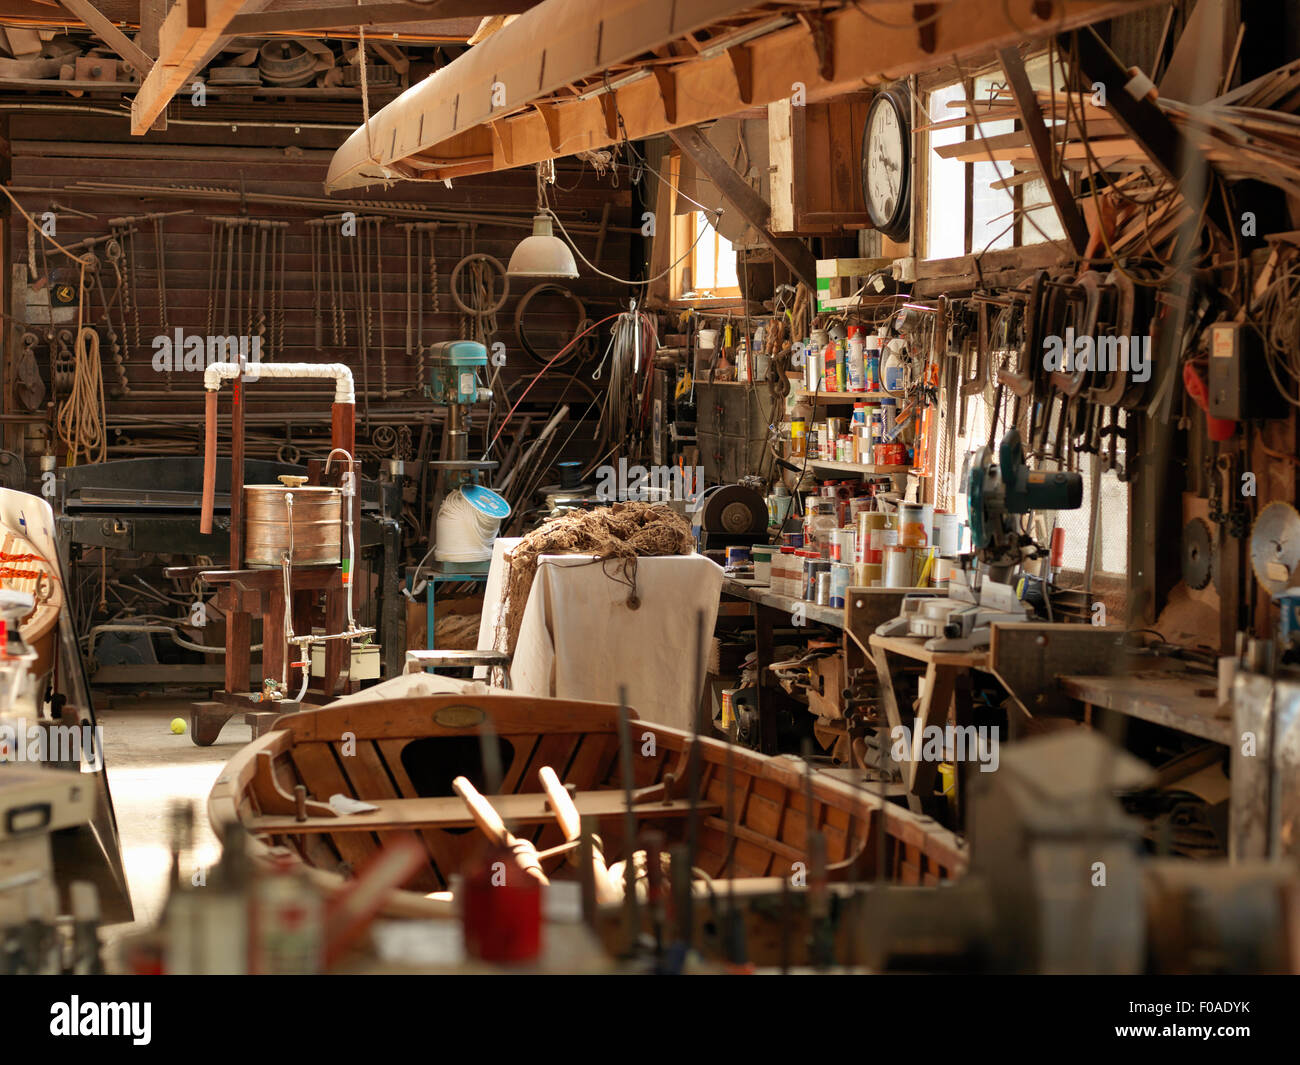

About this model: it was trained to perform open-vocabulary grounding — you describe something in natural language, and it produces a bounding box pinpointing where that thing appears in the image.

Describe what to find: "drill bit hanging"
[205,216,290,362]
[401,220,441,393]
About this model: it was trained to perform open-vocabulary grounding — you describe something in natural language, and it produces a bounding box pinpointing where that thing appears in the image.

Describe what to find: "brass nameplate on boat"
[433,704,486,729]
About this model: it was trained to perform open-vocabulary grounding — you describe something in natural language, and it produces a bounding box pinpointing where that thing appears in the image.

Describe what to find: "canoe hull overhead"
[210,694,966,918]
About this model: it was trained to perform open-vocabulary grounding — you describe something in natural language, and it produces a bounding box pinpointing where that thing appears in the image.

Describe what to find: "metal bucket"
[244,476,341,567]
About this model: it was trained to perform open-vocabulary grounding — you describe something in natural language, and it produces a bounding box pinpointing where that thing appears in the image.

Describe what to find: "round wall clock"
[861,86,911,242]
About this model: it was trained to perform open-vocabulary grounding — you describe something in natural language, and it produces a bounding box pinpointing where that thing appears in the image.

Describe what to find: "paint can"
[853,562,883,587]
[830,527,856,562]
[721,688,738,729]
[883,545,920,588]
[856,511,894,563]
[815,571,832,606]
[933,510,962,556]
[898,503,928,548]
[932,555,955,589]
[752,545,773,585]
[830,562,851,607]
[726,546,751,568]
[804,557,830,600]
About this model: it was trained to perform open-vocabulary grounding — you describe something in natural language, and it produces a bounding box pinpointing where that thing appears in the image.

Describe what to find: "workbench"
[719,577,844,755]
[1058,668,1231,746]
[868,633,990,819]
[720,577,845,629]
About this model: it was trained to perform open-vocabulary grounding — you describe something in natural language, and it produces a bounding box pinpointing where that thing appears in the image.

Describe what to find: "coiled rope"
[56,325,107,464]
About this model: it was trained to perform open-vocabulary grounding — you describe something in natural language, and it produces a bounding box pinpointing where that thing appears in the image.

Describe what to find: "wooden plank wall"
[6,113,635,463]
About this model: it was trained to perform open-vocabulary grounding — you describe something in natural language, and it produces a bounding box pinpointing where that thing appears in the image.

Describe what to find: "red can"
[874,443,906,467]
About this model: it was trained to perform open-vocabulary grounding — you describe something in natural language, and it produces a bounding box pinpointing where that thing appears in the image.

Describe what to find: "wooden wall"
[5,111,635,465]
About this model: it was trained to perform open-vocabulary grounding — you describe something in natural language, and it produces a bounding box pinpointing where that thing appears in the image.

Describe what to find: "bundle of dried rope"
[493,501,693,660]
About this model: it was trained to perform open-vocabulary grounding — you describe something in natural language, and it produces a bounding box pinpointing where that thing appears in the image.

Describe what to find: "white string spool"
[435,486,510,562]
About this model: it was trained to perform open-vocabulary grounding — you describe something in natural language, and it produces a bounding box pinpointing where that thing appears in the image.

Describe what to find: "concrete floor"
[94,696,252,952]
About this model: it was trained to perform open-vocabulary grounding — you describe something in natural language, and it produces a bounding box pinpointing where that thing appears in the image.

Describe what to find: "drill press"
[427,340,498,501]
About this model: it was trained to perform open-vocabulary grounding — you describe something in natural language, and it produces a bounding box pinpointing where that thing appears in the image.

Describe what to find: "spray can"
[846,327,865,392]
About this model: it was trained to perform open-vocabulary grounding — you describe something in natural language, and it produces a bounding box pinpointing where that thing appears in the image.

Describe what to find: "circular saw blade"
[1250,501,1300,596]
[1180,517,1214,591]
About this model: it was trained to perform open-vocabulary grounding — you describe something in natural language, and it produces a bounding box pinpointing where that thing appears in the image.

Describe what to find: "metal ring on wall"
[514,282,591,367]
[449,253,509,317]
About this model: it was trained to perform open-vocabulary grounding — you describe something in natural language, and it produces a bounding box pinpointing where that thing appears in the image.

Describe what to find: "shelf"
[807,459,910,476]
[794,390,891,404]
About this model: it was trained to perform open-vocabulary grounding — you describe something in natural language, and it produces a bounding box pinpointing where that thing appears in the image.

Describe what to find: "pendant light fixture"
[507,162,579,279]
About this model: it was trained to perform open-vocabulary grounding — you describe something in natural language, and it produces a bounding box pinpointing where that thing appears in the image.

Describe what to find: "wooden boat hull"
[0,487,63,688]
[211,693,966,921]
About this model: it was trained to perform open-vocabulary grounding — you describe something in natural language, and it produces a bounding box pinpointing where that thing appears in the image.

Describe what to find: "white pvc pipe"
[203,361,356,405]
[325,448,358,631]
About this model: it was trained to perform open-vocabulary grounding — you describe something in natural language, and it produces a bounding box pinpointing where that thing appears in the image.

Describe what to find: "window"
[683,211,740,298]
[922,53,1069,261]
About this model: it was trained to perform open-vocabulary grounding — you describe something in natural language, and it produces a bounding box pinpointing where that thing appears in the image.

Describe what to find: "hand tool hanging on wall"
[16,331,45,410]
[328,217,346,347]
[205,216,289,360]
[373,217,389,399]
[106,218,141,360]
[274,224,287,360]
[52,329,75,395]
[348,214,386,426]
[308,219,324,348]
[400,220,443,394]
[82,252,130,398]
[145,213,178,353]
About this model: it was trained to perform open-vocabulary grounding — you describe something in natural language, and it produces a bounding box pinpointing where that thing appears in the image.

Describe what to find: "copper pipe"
[201,390,218,535]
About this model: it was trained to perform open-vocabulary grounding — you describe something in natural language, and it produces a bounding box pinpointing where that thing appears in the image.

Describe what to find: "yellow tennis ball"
[169,717,187,735]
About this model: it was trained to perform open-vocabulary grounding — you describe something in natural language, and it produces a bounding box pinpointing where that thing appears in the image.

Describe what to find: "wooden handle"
[451,776,509,846]
[538,766,622,905]
[200,390,218,535]
[538,765,581,841]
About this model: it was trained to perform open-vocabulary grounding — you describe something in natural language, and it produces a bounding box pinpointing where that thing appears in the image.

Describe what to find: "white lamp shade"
[507,213,579,278]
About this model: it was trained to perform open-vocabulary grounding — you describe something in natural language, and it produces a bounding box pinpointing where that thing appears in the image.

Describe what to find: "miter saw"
[876,429,1083,651]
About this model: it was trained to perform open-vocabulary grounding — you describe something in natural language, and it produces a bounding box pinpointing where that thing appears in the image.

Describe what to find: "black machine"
[693,483,768,559]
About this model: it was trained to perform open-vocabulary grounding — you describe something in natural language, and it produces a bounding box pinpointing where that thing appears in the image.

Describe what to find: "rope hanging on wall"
[56,326,107,465]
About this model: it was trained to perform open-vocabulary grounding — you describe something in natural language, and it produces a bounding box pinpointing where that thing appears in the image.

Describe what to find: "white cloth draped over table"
[477,538,723,731]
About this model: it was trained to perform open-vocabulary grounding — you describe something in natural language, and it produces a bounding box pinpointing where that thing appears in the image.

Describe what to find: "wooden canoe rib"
[209,693,966,918]
[324,0,1163,190]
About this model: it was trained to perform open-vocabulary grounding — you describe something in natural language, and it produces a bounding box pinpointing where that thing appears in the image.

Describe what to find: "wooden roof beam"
[997,46,1088,255]
[130,0,250,135]
[1069,27,1233,242]
[669,124,815,289]
[226,1,537,36]
[56,0,154,75]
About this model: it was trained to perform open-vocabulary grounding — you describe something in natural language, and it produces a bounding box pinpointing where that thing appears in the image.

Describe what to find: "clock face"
[863,92,909,238]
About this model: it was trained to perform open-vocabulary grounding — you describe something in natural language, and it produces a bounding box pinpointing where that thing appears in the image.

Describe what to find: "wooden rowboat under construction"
[210,693,966,937]
[0,487,63,685]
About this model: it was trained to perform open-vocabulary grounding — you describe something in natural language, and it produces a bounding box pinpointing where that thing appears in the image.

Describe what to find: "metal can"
[815,570,832,606]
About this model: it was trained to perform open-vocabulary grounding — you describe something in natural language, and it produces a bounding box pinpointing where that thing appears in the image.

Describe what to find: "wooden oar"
[451,775,549,885]
[537,765,621,904]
